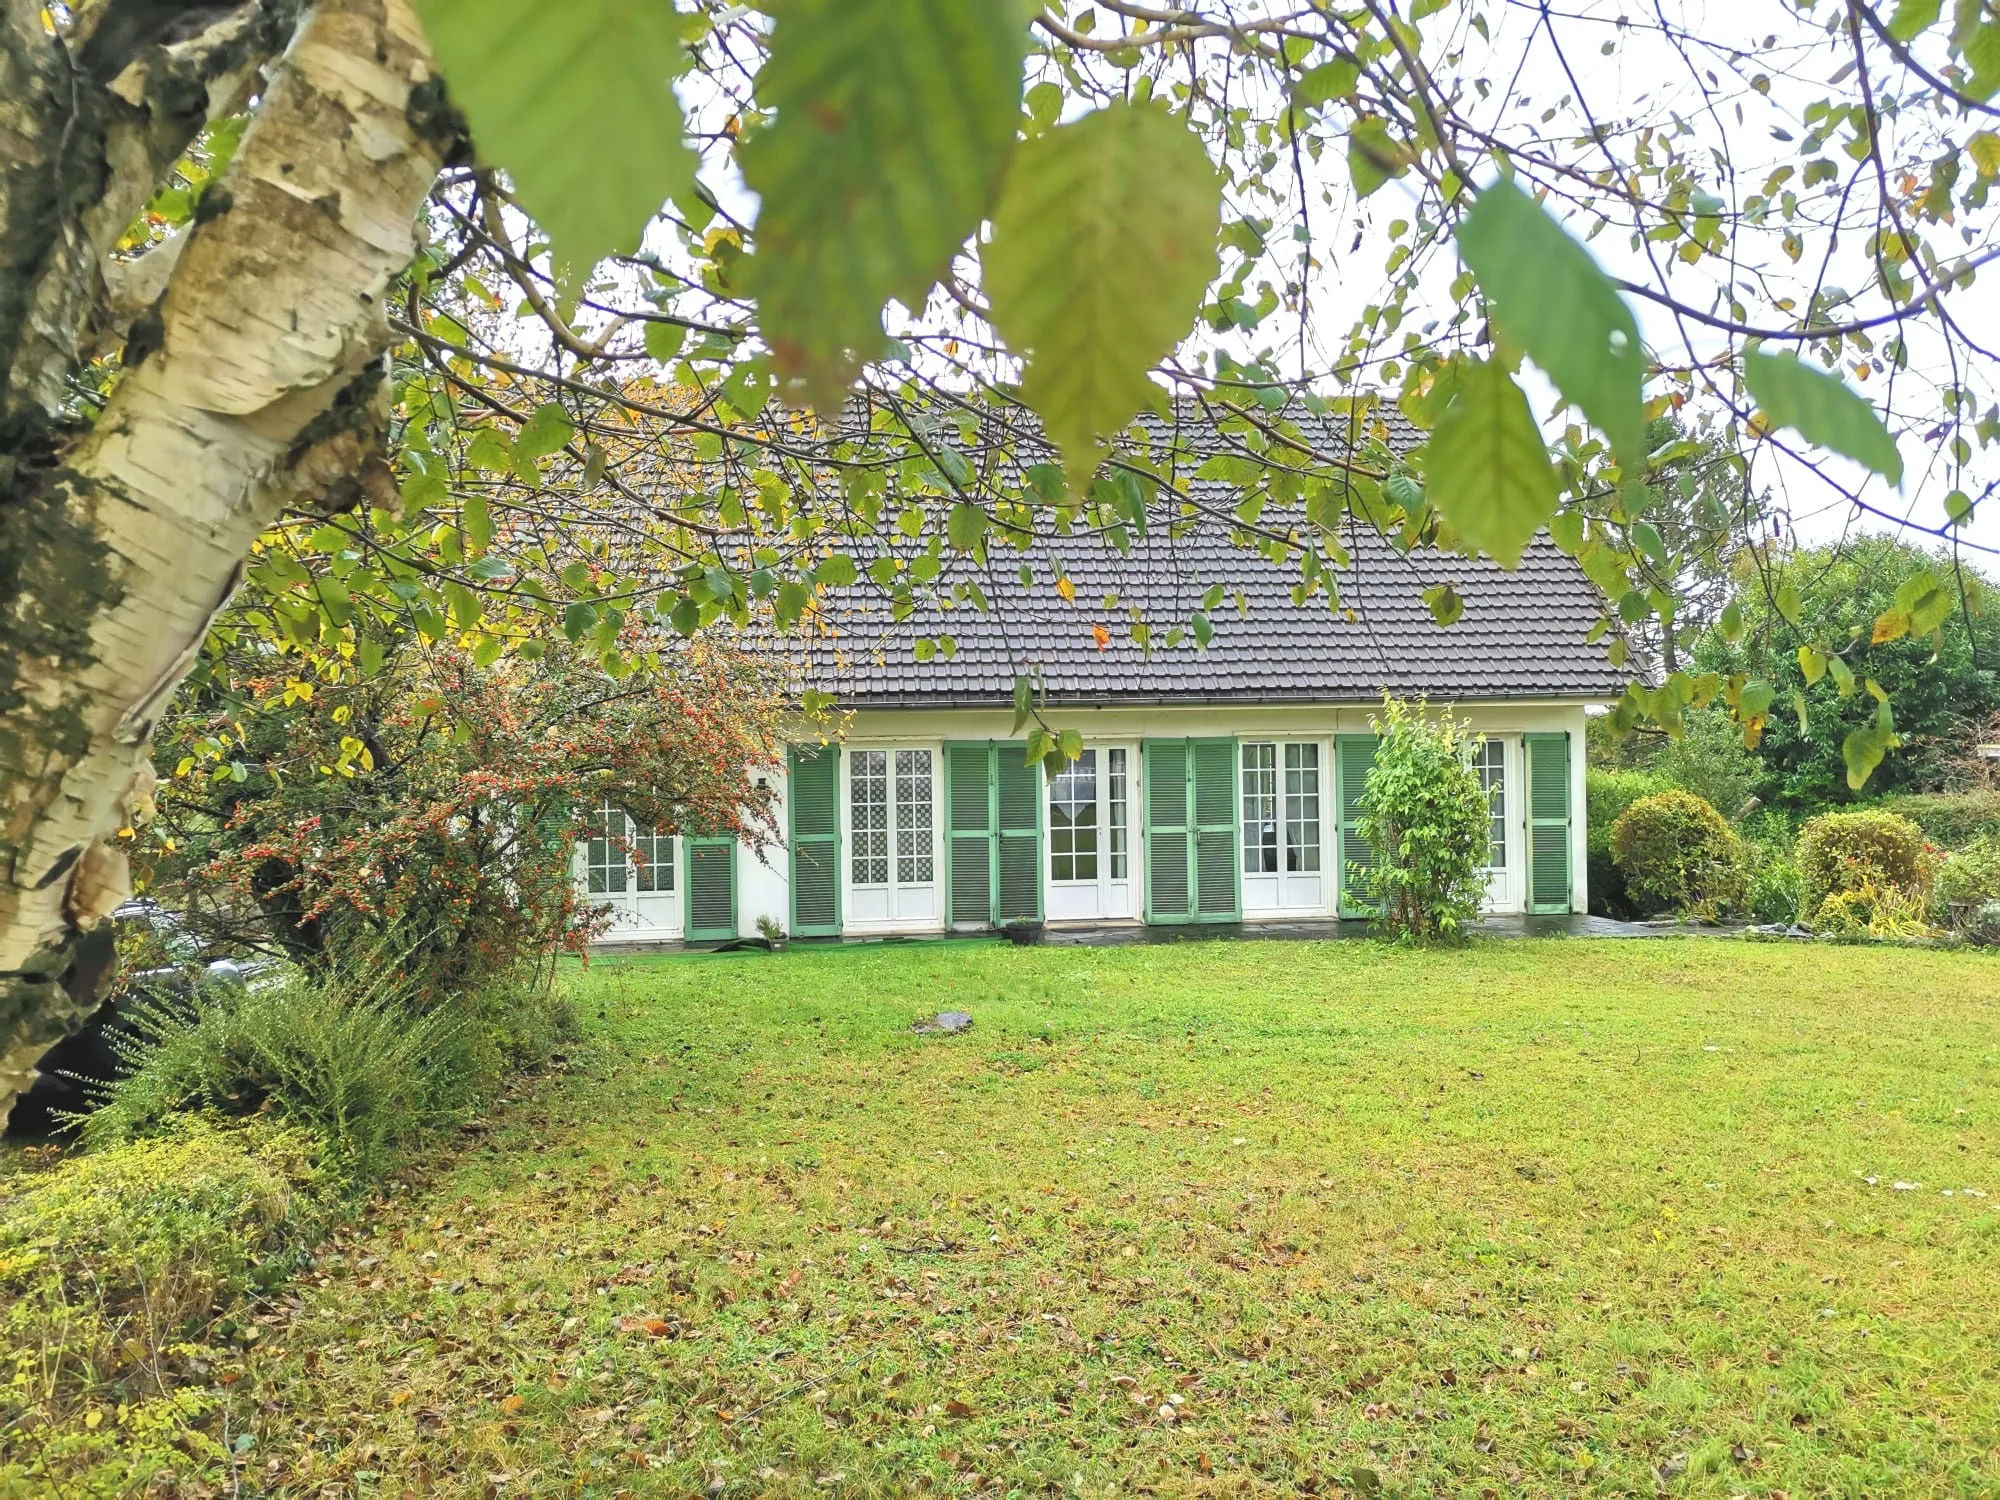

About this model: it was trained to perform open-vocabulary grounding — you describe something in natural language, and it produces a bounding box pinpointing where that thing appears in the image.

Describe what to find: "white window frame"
[1046,743,1139,922]
[573,795,682,939]
[1240,739,1329,915]
[1465,734,1522,913]
[841,744,943,931]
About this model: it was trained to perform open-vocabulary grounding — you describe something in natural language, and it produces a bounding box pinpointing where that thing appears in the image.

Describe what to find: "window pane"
[1476,739,1507,868]
[894,749,934,884]
[1285,743,1321,873]
[851,751,888,885]
[1242,743,1277,874]
[634,825,673,893]
[1107,748,1128,879]
[589,799,629,894]
[1049,750,1098,884]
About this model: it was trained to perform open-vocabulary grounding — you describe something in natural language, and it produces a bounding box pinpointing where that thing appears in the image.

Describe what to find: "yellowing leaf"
[984,102,1223,484]
[415,0,697,282]
[1423,358,1559,569]
[741,0,1027,407]
[1456,177,1645,467]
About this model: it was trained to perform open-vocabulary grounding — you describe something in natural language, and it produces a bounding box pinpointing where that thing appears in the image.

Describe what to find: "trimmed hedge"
[1609,789,1749,919]
[1796,809,1931,918]
[1876,791,2000,850]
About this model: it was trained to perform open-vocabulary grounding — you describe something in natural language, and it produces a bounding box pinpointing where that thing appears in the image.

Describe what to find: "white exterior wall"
[582,699,1594,944]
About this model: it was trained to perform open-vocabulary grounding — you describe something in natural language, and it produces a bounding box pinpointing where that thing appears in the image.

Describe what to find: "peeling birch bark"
[0,0,446,1124]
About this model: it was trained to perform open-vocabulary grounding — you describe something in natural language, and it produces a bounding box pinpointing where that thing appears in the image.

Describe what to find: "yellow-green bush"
[1,1118,327,1494]
[1812,879,1937,940]
[1796,809,1933,924]
[1608,789,1749,919]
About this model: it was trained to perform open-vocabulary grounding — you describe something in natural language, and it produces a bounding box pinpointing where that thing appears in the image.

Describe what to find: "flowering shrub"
[1609,789,1749,919]
[142,631,787,993]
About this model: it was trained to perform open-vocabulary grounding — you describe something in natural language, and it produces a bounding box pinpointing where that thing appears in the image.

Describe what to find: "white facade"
[579,700,1593,944]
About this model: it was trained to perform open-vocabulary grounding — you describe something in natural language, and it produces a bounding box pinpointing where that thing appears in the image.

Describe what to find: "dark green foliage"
[1692,539,2000,808]
[1645,707,1763,819]
[1355,698,1493,942]
[1796,809,1933,918]
[1609,789,1749,919]
[1585,767,1665,918]
[1877,791,2000,850]
[1932,838,2000,942]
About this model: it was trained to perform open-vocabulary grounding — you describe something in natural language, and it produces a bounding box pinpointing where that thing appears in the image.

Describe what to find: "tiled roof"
[628,393,1625,708]
[806,524,1626,707]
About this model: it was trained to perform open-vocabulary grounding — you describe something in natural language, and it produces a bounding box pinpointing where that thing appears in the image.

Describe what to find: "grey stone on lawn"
[913,1011,973,1035]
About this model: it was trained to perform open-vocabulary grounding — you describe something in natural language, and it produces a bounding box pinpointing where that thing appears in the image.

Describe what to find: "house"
[573,470,1626,944]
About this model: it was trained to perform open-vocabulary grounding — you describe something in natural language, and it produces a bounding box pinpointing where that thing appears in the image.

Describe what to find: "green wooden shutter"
[788,745,840,936]
[945,742,994,928]
[1525,732,1573,913]
[686,838,737,941]
[1191,738,1241,920]
[1143,739,1192,922]
[995,745,1043,924]
[1336,734,1382,917]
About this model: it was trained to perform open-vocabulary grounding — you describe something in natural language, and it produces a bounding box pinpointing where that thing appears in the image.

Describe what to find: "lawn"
[235,938,1999,1497]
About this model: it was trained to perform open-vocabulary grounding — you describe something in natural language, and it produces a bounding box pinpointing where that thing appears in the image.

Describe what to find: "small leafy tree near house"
[1356,698,1493,943]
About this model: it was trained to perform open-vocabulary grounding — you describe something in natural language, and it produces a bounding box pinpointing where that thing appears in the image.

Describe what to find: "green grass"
[237,938,2000,1497]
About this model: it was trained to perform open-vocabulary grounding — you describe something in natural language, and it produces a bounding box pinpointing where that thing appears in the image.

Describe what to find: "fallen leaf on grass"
[944,1398,974,1418]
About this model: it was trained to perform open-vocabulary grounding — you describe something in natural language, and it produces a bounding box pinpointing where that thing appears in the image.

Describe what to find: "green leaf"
[984,102,1223,483]
[644,320,687,365]
[1719,600,1745,644]
[1896,569,1956,635]
[1456,177,1645,467]
[1889,0,1942,39]
[1775,579,1804,626]
[1798,645,1826,684]
[415,0,696,280]
[740,0,1027,407]
[1347,116,1407,198]
[947,502,989,552]
[1946,488,1976,524]
[462,492,492,554]
[1424,358,1559,569]
[1744,349,1903,484]
[516,402,575,461]
[1827,652,1857,696]
[562,602,596,642]
[1423,582,1465,627]
[1292,58,1358,110]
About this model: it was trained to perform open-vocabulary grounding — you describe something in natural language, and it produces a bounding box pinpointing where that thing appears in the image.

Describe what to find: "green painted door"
[1525,732,1574,913]
[788,744,840,936]
[1335,734,1382,917]
[995,747,1043,925]
[1143,739,1191,922]
[685,837,737,941]
[944,742,1042,928]
[1143,739,1240,923]
[1191,738,1241,920]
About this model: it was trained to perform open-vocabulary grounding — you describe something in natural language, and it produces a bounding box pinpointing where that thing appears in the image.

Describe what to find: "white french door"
[845,748,941,928]
[1470,736,1520,911]
[575,796,680,938]
[1240,741,1326,913]
[1046,746,1138,921]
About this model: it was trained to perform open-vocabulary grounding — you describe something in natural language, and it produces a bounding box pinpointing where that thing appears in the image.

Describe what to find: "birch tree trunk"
[0,0,447,1126]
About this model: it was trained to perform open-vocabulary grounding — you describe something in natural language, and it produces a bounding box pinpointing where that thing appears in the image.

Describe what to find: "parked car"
[4,902,279,1139]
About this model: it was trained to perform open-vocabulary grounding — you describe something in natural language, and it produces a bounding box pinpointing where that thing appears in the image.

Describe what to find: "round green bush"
[1608,789,1749,918]
[1795,809,1931,915]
